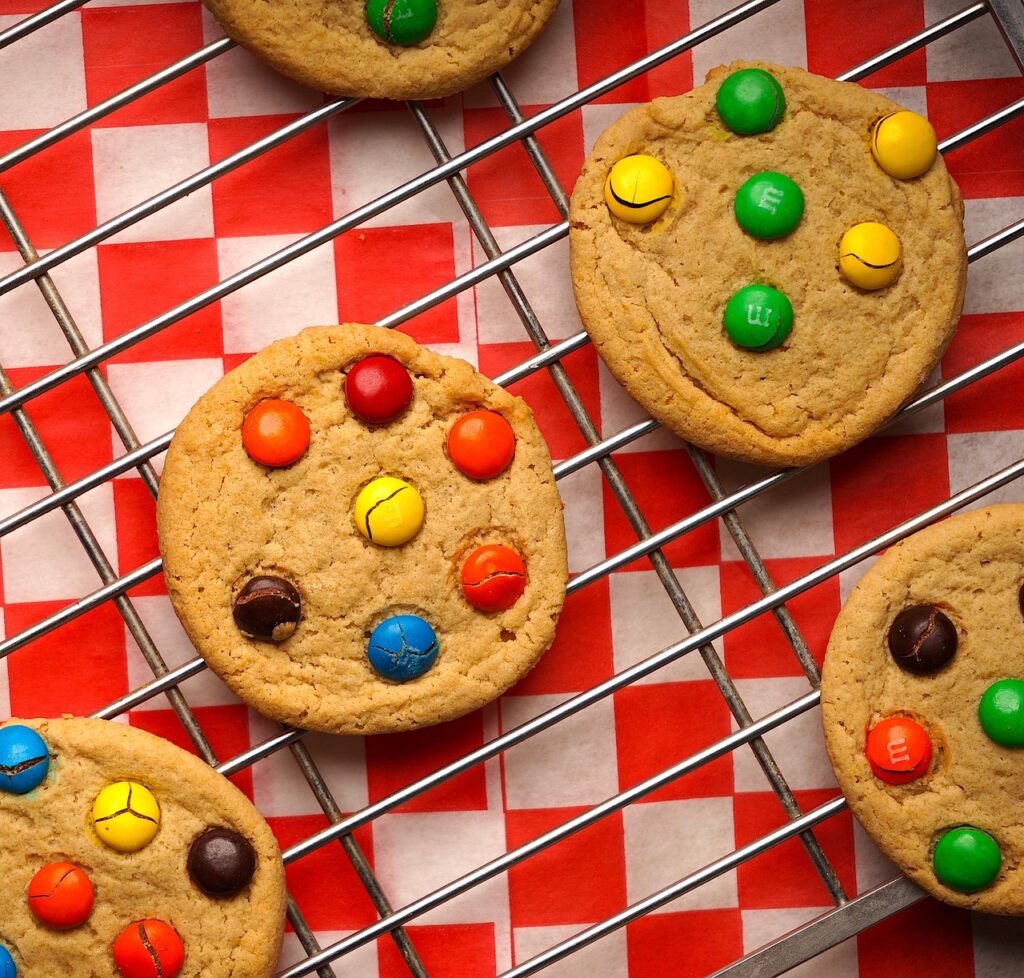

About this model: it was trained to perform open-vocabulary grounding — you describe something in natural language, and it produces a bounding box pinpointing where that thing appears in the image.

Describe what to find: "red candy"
[114,919,185,978]
[461,544,527,612]
[27,862,94,929]
[345,355,413,425]
[447,410,515,480]
[241,399,310,467]
[866,716,932,785]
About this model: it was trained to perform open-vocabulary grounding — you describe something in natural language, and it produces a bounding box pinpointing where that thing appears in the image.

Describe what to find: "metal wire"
[0,1,1021,976]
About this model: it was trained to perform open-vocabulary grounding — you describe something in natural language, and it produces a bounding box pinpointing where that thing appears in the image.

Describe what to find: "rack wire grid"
[0,0,1023,975]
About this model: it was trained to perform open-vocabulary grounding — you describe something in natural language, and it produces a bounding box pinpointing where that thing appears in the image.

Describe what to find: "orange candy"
[447,410,515,480]
[27,862,94,929]
[461,544,527,612]
[865,716,932,785]
[114,919,185,978]
[241,399,310,467]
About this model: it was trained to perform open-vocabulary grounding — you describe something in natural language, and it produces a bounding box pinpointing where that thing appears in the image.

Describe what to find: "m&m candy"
[114,919,185,978]
[354,477,425,547]
[448,410,515,480]
[92,781,161,852]
[978,679,1024,747]
[933,826,1001,893]
[188,827,257,897]
[241,399,310,468]
[887,605,957,674]
[865,716,932,785]
[724,284,793,351]
[604,155,675,225]
[839,222,902,291]
[345,355,413,425]
[366,0,437,46]
[734,171,804,240]
[232,576,302,643]
[716,68,786,135]
[871,110,937,180]
[461,544,527,612]
[0,945,14,978]
[367,614,439,681]
[27,863,94,929]
[0,724,49,795]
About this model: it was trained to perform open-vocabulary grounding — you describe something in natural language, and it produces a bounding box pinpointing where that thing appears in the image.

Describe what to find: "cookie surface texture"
[0,717,285,976]
[157,324,568,735]
[200,0,561,100]
[569,62,966,467]
[821,505,1024,914]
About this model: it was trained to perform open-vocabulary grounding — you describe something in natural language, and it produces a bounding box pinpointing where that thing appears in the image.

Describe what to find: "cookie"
[821,505,1024,914]
[156,324,568,736]
[0,717,285,975]
[200,0,562,100]
[568,62,967,467]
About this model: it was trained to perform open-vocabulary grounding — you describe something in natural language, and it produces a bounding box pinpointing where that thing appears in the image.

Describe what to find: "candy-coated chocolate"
[232,576,301,642]
[447,410,516,480]
[933,826,1001,893]
[887,605,957,674]
[0,945,13,978]
[866,716,932,785]
[92,781,161,852]
[367,614,439,681]
[716,68,785,135]
[978,679,1024,747]
[733,171,804,240]
[241,399,310,468]
[461,544,527,612]
[0,724,49,794]
[366,0,437,45]
[344,355,413,425]
[724,284,793,351]
[354,477,424,546]
[871,110,937,180]
[114,919,185,978]
[604,155,675,225]
[839,222,902,290]
[188,826,257,897]
[27,862,93,929]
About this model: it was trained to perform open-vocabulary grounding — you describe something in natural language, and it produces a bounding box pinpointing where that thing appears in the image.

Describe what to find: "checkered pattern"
[0,1,1023,975]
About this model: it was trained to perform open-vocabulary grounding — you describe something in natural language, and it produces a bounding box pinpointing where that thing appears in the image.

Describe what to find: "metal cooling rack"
[1,1,1023,975]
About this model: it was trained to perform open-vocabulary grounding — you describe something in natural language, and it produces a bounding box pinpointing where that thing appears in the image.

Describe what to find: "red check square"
[506,807,626,926]
[378,924,495,978]
[627,909,744,978]
[113,480,163,597]
[857,899,975,978]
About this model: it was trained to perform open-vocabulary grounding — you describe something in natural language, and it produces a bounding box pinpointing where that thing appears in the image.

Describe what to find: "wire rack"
[0,1,1023,976]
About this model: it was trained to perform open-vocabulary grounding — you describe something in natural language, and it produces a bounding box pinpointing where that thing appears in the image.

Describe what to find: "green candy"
[734,171,804,240]
[979,679,1024,746]
[933,826,1001,893]
[716,68,786,135]
[724,284,793,351]
[366,0,437,46]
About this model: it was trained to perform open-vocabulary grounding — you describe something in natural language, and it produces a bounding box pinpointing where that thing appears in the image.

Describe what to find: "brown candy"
[887,605,957,674]
[232,576,301,642]
[187,827,257,897]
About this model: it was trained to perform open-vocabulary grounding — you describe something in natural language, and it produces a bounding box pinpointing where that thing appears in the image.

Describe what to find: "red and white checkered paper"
[1,0,1023,974]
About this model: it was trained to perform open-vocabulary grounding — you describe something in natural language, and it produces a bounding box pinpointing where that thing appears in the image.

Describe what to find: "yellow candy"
[839,222,902,291]
[92,781,161,852]
[871,111,937,180]
[354,476,424,547]
[604,154,675,224]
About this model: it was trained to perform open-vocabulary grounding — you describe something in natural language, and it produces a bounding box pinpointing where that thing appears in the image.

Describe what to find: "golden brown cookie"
[202,0,562,100]
[157,324,568,735]
[0,717,285,976]
[821,505,1024,915]
[569,62,967,467]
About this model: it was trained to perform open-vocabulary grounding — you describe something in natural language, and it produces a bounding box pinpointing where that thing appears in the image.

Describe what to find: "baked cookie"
[157,324,568,735]
[821,505,1024,914]
[0,717,285,976]
[201,0,561,100]
[569,62,967,467]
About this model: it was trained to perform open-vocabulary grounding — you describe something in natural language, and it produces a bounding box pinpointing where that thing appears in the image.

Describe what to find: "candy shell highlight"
[354,477,424,547]
[367,614,439,682]
[978,679,1024,747]
[0,725,49,795]
[345,355,413,425]
[604,155,675,225]
[724,284,793,351]
[871,110,937,180]
[114,919,185,978]
[716,67,786,135]
[447,410,516,480]
[27,862,94,929]
[92,781,161,852]
[241,399,310,468]
[461,544,527,612]
[865,716,932,785]
[933,826,1001,893]
[839,222,902,290]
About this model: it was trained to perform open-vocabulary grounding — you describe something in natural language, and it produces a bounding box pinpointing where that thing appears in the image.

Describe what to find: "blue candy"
[367,615,439,682]
[0,725,49,795]
[0,944,15,978]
